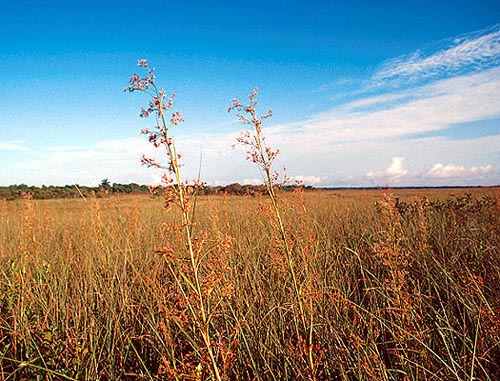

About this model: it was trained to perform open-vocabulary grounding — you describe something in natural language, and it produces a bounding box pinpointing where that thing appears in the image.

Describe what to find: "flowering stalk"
[126,60,222,381]
[229,88,317,379]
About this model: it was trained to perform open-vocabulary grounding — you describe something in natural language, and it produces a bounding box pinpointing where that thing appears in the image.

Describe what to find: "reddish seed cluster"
[127,74,151,91]
[140,154,162,169]
[127,61,187,177]
[137,59,148,67]
[125,60,155,92]
[229,88,276,171]
[170,110,184,126]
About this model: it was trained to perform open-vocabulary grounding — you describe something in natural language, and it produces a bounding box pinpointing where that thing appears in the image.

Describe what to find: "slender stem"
[244,102,316,379]
[252,112,307,331]
[157,93,222,381]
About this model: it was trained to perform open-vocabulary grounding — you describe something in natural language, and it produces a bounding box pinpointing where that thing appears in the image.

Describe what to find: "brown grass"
[1,188,499,380]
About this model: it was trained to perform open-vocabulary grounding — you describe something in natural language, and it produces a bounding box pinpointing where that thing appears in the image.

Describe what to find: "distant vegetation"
[0,182,314,200]
[0,182,149,200]
[2,182,494,201]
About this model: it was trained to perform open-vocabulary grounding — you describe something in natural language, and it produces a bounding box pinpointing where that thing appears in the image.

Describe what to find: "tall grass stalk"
[126,60,222,381]
[229,88,318,379]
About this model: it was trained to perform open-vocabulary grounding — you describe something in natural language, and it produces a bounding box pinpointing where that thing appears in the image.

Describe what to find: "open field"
[1,188,499,380]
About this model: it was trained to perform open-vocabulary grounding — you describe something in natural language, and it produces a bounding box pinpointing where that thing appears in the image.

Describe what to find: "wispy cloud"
[0,141,29,151]
[46,145,91,152]
[373,24,500,86]
[269,66,500,146]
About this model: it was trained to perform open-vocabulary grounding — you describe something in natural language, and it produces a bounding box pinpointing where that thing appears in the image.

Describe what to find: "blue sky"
[0,0,499,187]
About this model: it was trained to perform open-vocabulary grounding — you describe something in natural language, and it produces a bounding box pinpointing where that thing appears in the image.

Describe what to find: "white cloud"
[2,134,254,187]
[425,163,493,179]
[470,165,493,173]
[373,25,500,85]
[241,178,264,186]
[385,157,408,177]
[8,138,159,186]
[0,142,29,151]
[46,145,90,152]
[363,156,496,187]
[292,175,326,185]
[367,157,408,183]
[3,130,498,188]
[335,92,418,114]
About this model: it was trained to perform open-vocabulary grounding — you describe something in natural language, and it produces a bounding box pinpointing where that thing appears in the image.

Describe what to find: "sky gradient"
[1,0,499,187]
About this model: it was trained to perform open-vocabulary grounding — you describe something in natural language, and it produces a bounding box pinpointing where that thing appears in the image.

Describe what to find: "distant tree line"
[0,181,313,200]
[0,183,146,200]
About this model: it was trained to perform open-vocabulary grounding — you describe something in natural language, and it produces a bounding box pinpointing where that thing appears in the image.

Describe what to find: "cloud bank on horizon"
[1,25,499,187]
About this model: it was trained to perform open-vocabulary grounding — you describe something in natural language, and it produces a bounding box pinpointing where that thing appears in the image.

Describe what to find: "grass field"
[1,187,499,380]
